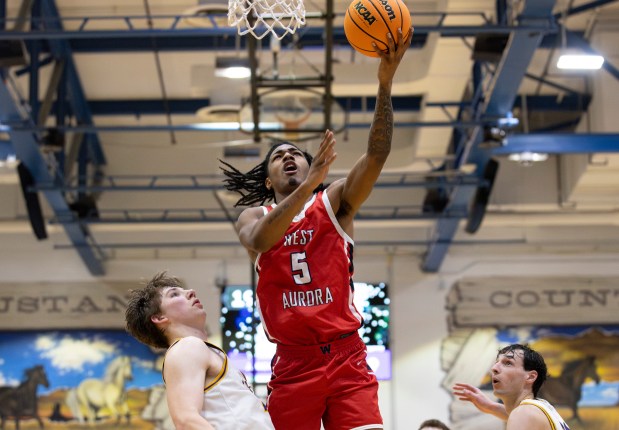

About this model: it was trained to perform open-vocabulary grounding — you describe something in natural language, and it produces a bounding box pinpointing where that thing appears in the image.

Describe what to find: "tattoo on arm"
[368,84,393,156]
[266,202,289,225]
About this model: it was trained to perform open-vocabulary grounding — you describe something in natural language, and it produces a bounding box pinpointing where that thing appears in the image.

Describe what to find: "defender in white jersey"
[453,344,570,430]
[125,272,275,430]
[163,339,273,430]
[520,399,570,430]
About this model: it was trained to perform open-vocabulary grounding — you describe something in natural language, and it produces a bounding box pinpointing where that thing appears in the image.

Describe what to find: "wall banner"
[0,282,133,329]
[447,276,619,327]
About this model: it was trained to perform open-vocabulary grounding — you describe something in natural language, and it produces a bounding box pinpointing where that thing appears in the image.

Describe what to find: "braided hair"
[220,140,316,207]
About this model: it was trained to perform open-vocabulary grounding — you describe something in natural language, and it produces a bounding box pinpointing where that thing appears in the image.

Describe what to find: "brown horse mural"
[539,356,601,422]
[0,365,50,430]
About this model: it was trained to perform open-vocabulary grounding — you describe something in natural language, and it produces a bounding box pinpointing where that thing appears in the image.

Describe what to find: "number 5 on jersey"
[291,252,312,284]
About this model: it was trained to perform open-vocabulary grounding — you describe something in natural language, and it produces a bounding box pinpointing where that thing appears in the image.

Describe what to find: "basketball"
[344,0,411,57]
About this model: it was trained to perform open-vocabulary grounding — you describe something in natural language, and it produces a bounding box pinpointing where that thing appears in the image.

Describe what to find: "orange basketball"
[344,0,411,58]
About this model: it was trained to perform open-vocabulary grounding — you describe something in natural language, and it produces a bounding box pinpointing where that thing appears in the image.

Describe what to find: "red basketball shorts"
[266,333,382,430]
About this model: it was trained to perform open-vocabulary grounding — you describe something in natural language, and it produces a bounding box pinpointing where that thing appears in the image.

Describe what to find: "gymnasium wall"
[2,227,619,429]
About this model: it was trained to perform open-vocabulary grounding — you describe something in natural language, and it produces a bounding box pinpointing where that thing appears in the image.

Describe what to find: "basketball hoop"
[273,107,312,142]
[228,0,306,40]
[196,105,241,124]
[239,89,345,142]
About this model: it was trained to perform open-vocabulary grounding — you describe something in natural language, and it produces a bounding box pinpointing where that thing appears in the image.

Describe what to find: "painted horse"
[0,365,50,430]
[65,355,133,424]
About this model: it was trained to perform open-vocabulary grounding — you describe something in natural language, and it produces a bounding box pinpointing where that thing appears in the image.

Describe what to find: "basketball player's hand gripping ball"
[344,0,412,57]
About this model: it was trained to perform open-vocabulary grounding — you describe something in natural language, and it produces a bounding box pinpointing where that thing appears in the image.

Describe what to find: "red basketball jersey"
[255,191,364,345]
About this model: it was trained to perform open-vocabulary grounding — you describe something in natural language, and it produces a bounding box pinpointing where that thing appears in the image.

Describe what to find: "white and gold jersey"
[165,340,274,430]
[521,398,570,430]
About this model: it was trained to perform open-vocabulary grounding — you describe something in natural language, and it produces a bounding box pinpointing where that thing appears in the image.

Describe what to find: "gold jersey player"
[220,28,413,430]
[453,344,571,430]
[125,272,274,430]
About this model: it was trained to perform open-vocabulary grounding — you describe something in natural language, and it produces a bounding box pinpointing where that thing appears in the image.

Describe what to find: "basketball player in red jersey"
[220,27,413,430]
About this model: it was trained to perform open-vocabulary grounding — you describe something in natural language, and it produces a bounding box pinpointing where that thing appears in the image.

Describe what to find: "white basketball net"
[228,0,306,40]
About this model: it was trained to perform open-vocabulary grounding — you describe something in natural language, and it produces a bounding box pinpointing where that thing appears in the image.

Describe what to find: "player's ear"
[151,314,168,325]
[527,370,538,384]
[265,178,272,190]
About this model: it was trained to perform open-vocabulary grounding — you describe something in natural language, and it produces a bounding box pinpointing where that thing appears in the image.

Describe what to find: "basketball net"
[228,0,306,40]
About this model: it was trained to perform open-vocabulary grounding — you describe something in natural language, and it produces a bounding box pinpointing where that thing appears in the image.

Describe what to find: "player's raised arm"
[331,27,413,224]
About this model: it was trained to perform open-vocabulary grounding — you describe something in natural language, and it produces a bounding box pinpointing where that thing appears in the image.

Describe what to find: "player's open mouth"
[284,162,297,174]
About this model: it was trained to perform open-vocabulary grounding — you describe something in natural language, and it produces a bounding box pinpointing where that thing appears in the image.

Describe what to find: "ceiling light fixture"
[557,53,604,70]
[508,151,548,166]
[215,57,252,79]
[555,20,604,71]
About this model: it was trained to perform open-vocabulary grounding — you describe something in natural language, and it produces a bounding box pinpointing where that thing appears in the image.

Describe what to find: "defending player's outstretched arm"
[452,382,509,422]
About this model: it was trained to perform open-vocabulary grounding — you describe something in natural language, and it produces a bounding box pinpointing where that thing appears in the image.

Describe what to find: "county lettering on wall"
[446,276,619,327]
[0,282,133,329]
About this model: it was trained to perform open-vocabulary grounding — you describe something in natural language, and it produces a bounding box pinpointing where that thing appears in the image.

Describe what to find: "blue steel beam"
[0,121,482,133]
[0,10,490,30]
[6,121,483,133]
[422,0,557,273]
[66,94,584,116]
[0,141,14,159]
[39,0,105,166]
[493,133,619,154]
[30,172,481,193]
[0,12,584,53]
[62,30,571,52]
[553,0,619,18]
[81,96,424,115]
[0,10,554,43]
[4,92,586,134]
[0,24,556,41]
[0,25,569,56]
[28,0,42,122]
[0,18,575,54]
[0,80,105,275]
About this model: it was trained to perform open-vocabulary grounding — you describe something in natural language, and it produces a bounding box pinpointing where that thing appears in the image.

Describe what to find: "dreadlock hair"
[219,140,316,207]
[498,344,548,397]
[125,271,184,349]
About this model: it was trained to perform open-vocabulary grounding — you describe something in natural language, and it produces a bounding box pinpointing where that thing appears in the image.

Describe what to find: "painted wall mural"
[445,276,619,430]
[0,330,172,429]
